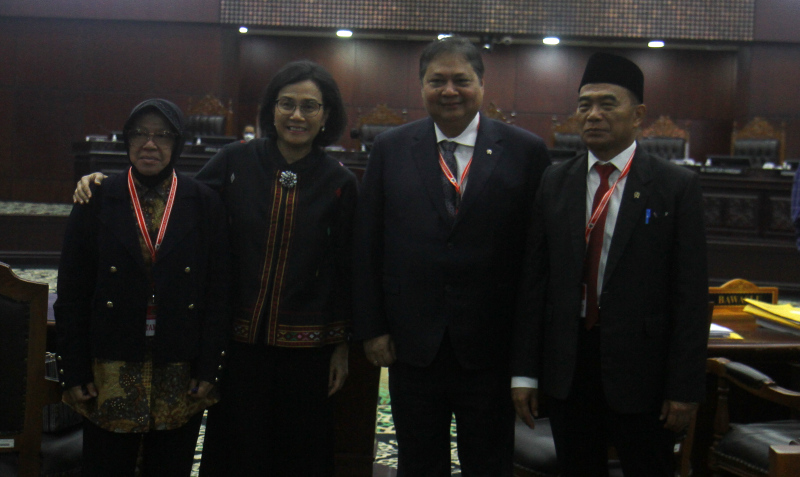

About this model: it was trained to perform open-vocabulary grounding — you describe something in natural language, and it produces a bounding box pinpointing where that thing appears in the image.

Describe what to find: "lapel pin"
[633,192,640,199]
[487,149,492,155]
[230,173,235,183]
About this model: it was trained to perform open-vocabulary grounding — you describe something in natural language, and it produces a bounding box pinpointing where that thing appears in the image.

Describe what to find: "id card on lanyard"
[127,168,178,336]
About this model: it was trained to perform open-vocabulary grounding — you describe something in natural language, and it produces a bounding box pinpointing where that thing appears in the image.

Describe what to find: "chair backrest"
[350,104,405,152]
[186,94,235,137]
[0,262,49,476]
[639,116,690,160]
[731,117,786,166]
[551,114,586,155]
[485,102,513,124]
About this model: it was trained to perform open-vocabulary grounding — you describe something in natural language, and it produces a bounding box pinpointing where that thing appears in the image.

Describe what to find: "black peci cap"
[579,52,644,103]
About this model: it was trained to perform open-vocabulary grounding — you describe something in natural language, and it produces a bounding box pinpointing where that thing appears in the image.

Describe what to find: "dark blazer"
[512,148,709,413]
[353,115,551,370]
[55,171,231,389]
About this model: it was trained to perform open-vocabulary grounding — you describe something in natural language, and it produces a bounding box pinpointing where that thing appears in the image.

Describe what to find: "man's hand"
[660,400,698,432]
[328,342,350,396]
[364,334,396,367]
[73,173,107,204]
[64,382,98,404]
[188,379,214,399]
[512,387,539,429]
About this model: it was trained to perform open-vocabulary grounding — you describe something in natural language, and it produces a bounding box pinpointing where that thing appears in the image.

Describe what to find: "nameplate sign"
[0,439,14,448]
[711,292,776,307]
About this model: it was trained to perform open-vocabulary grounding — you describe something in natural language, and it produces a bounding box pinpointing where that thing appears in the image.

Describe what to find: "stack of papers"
[709,323,737,339]
[743,299,800,337]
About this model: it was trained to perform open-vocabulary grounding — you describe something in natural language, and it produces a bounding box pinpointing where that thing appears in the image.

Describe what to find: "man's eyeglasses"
[127,129,177,148]
[275,98,323,117]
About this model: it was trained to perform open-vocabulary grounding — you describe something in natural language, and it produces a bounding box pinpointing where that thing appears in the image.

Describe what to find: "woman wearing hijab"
[56,98,231,476]
[73,62,357,475]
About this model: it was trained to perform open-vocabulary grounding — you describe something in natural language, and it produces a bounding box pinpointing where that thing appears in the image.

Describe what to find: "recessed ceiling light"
[337,30,353,38]
[543,37,560,45]
[239,26,248,34]
[648,40,665,48]
[437,33,453,40]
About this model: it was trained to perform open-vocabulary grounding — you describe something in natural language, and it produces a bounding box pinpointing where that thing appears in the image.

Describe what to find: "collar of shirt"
[434,112,480,147]
[133,174,172,202]
[587,140,637,175]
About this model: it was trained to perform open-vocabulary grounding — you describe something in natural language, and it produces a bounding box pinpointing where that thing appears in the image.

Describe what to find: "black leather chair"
[731,117,786,166]
[707,357,800,477]
[186,114,226,137]
[349,104,405,152]
[639,136,687,160]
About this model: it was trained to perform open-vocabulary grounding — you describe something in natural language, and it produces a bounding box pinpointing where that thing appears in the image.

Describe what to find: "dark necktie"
[440,141,460,217]
[582,163,616,329]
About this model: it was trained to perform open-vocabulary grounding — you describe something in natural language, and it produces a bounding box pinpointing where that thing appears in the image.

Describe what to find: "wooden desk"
[708,323,800,362]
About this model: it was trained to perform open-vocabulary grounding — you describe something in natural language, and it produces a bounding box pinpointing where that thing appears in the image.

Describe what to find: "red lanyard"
[438,118,479,197]
[438,151,473,196]
[584,148,635,244]
[127,168,178,263]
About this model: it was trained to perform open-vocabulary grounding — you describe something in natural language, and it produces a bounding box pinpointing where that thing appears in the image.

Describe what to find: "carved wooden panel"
[485,101,513,124]
[703,193,759,233]
[641,115,689,140]
[187,94,235,136]
[552,114,582,135]
[767,196,794,234]
[354,103,405,128]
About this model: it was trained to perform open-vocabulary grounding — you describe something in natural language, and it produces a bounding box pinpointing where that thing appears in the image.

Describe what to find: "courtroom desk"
[71,140,231,181]
[698,168,800,294]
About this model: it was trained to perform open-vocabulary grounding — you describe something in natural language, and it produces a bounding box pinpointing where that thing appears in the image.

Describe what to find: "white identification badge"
[146,304,156,337]
[581,283,587,318]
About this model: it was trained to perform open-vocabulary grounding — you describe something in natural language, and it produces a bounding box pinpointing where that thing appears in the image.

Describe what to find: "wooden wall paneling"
[748,45,800,117]
[755,0,800,43]
[15,20,85,91]
[688,119,733,162]
[0,22,16,88]
[481,44,518,115]
[351,40,415,112]
[0,92,14,181]
[150,24,225,96]
[514,45,579,115]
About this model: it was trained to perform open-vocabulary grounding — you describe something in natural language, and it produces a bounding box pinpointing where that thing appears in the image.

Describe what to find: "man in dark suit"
[511,53,709,476]
[353,36,550,475]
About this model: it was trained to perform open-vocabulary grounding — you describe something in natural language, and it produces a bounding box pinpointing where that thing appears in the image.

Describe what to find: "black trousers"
[199,342,335,477]
[388,334,515,477]
[547,326,675,477]
[82,411,203,477]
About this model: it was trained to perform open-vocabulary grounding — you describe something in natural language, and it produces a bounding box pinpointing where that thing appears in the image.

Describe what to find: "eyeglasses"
[275,98,323,117]
[127,129,177,148]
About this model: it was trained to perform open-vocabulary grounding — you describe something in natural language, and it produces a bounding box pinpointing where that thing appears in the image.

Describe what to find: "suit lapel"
[410,118,452,225]
[602,150,652,287]
[568,155,590,276]
[153,175,196,262]
[455,116,501,224]
[103,174,147,270]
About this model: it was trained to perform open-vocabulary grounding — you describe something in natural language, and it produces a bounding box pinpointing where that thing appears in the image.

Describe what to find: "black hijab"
[123,98,186,187]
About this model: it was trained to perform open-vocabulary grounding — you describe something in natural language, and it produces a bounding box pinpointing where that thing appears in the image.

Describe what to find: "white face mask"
[243,133,255,141]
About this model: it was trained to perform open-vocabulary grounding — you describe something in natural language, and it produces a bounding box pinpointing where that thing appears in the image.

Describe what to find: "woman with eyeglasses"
[74,61,356,475]
[196,60,356,476]
[56,98,231,476]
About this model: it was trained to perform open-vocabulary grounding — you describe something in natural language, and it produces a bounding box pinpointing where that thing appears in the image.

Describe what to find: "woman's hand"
[73,173,107,204]
[188,379,214,399]
[328,342,349,397]
[64,383,98,403]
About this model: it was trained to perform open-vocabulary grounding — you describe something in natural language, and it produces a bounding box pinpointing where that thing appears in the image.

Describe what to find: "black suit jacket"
[512,148,709,412]
[353,115,550,370]
[55,172,231,388]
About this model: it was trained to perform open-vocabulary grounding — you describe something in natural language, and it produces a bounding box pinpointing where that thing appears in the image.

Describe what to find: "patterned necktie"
[582,163,616,329]
[440,141,460,217]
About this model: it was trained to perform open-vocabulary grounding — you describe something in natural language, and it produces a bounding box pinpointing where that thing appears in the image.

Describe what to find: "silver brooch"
[279,170,297,188]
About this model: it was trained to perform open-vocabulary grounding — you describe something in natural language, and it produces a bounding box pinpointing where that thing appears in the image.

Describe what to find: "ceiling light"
[543,37,560,45]
[239,26,248,34]
[337,30,353,38]
[648,40,665,48]
[437,33,453,40]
